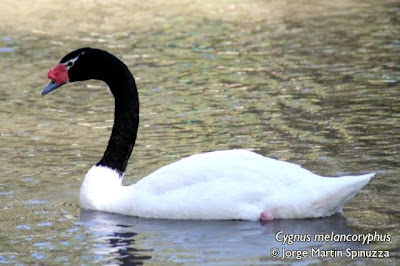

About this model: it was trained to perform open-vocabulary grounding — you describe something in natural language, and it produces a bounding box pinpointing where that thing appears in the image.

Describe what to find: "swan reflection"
[80,210,367,264]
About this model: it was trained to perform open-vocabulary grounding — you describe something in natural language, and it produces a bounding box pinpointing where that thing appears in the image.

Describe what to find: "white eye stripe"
[63,53,81,69]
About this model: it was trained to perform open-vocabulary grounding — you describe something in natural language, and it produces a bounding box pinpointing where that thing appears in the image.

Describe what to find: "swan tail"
[321,172,375,216]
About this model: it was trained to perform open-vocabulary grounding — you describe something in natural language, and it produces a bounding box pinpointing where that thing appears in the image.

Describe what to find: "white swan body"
[80,149,374,220]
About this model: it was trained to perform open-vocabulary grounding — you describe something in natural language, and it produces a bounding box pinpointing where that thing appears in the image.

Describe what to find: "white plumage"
[80,149,374,220]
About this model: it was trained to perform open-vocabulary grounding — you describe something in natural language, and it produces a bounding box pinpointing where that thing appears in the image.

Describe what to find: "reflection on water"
[94,229,152,265]
[107,231,152,265]
[80,210,369,265]
[0,0,399,264]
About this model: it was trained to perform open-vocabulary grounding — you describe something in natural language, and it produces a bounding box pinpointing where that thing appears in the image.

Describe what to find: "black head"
[41,47,139,174]
[42,47,115,95]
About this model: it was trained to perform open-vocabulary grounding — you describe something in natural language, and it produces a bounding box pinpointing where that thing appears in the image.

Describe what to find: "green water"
[0,0,398,264]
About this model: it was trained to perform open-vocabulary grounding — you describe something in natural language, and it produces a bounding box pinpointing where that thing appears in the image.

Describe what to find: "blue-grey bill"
[42,81,65,96]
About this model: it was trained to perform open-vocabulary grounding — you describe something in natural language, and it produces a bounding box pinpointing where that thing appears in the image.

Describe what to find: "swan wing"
[134,149,311,194]
[131,150,366,220]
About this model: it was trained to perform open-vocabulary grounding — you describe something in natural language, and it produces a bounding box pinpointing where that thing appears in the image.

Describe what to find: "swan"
[42,47,375,221]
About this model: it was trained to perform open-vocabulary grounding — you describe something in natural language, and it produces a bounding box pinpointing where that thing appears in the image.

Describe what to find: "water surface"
[0,0,399,264]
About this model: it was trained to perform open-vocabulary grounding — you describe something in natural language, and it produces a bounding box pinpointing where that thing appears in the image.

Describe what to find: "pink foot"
[260,211,274,221]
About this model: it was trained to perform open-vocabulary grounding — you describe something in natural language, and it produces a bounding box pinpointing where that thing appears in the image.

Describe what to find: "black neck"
[94,52,139,175]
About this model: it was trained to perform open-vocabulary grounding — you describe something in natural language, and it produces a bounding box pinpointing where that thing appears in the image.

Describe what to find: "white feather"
[80,149,374,220]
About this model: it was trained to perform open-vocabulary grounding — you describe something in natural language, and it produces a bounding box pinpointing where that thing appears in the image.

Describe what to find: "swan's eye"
[67,61,74,67]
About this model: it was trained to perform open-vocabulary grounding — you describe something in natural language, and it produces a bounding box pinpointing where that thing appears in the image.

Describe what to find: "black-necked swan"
[42,47,375,221]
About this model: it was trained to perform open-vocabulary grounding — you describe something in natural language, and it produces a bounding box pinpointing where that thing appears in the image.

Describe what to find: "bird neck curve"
[93,51,139,175]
